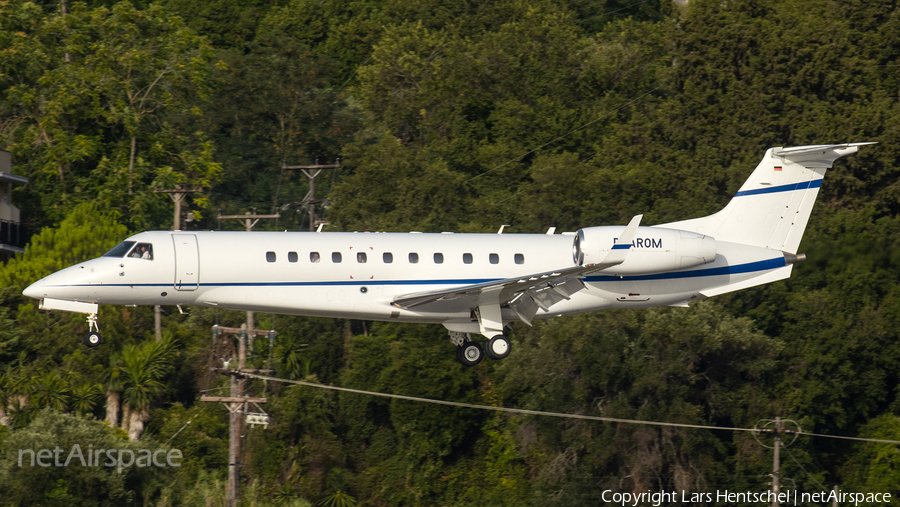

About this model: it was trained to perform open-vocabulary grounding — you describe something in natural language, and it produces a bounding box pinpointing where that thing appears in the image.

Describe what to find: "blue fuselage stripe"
[58,258,786,289]
[612,244,631,250]
[585,257,786,282]
[734,178,822,197]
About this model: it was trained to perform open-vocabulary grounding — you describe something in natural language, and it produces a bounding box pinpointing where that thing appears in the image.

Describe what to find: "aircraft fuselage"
[26,228,786,331]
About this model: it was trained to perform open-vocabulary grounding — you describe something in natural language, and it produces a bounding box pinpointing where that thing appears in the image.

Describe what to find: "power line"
[238,371,900,446]
[241,372,751,432]
[796,430,900,445]
[782,444,828,492]
[606,0,656,16]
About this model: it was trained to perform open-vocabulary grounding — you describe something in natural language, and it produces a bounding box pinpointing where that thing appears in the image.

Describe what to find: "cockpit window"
[103,241,136,258]
[128,243,154,260]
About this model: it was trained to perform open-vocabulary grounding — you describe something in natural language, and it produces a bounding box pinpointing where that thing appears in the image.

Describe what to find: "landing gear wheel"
[486,335,511,360]
[82,331,102,348]
[456,341,484,367]
[83,312,102,347]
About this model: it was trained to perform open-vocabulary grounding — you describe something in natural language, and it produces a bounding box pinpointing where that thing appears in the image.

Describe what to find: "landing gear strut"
[82,313,102,348]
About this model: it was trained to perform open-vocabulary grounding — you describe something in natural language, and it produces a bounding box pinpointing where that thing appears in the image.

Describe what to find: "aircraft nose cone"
[23,280,47,300]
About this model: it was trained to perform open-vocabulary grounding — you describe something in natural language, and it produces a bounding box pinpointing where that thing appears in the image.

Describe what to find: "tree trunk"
[0,407,7,426]
[121,404,131,435]
[128,135,136,195]
[105,391,120,428]
[127,405,149,441]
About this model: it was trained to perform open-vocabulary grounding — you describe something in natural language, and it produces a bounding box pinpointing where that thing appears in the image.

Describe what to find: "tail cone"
[784,252,806,265]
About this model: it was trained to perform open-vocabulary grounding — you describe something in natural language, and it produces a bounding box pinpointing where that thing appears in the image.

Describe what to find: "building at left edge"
[0,149,29,262]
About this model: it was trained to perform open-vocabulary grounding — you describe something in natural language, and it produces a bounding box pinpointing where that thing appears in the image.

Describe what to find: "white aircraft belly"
[193,283,471,322]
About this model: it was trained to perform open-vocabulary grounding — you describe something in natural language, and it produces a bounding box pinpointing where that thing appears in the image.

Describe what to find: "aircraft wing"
[391,262,611,321]
[391,215,643,325]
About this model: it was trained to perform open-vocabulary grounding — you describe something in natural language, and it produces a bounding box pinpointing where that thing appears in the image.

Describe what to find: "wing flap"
[508,293,540,326]
[391,263,601,312]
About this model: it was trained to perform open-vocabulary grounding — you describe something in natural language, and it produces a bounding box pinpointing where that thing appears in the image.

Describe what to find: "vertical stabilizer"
[658,143,874,253]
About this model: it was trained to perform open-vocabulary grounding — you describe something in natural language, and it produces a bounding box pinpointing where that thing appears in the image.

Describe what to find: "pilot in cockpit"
[129,243,153,260]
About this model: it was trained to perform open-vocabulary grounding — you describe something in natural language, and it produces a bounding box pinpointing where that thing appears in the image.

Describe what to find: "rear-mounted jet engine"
[574,226,716,275]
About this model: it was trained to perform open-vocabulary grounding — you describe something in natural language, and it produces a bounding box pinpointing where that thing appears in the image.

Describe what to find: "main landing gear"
[450,332,511,366]
[82,313,102,348]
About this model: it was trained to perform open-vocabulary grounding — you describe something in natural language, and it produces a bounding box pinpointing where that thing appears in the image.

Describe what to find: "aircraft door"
[173,233,199,291]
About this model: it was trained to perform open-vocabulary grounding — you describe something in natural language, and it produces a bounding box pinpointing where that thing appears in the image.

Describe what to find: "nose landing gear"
[82,313,102,348]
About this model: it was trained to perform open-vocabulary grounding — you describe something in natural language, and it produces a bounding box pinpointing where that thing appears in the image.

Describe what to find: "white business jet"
[24,143,872,365]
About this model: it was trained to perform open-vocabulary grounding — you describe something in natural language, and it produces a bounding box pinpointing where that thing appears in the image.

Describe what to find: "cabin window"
[463,253,473,264]
[310,252,320,263]
[357,252,367,263]
[128,243,154,260]
[288,251,298,263]
[434,253,444,264]
[266,251,276,263]
[409,252,419,264]
[332,252,342,263]
[515,253,525,264]
[489,253,499,264]
[104,241,136,258]
[383,252,393,263]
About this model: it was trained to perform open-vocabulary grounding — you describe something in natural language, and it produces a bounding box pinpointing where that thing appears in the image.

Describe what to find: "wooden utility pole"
[153,184,203,340]
[282,160,340,231]
[217,209,281,232]
[205,207,278,507]
[201,324,277,507]
[772,416,781,507]
[155,184,203,231]
[755,417,799,507]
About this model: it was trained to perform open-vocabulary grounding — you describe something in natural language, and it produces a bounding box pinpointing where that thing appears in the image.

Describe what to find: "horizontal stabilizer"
[772,142,876,164]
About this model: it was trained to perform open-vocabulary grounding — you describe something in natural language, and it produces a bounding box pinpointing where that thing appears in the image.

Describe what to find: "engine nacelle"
[574,226,716,275]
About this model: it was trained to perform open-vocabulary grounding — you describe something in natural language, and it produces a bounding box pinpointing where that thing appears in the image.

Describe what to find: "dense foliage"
[1,0,899,505]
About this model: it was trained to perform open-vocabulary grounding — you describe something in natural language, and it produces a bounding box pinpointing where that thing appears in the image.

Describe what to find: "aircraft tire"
[486,335,511,360]
[457,342,483,367]
[82,331,102,348]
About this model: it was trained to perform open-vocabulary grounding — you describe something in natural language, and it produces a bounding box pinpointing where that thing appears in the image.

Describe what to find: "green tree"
[198,34,358,229]
[118,335,178,440]
[0,203,132,362]
[842,414,900,496]
[0,409,168,506]
[0,1,220,230]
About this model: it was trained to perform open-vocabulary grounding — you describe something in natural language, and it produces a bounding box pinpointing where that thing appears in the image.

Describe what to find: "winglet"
[603,214,643,264]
